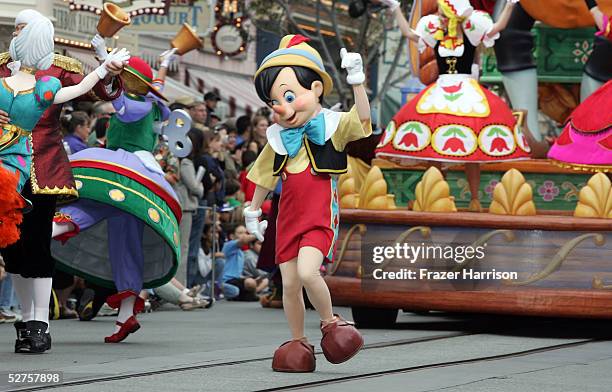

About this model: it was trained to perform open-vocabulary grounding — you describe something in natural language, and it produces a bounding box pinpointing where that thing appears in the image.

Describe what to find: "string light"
[66,0,170,15]
[55,37,93,49]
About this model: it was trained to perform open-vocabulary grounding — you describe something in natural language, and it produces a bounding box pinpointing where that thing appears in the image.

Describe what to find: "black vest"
[273,137,348,176]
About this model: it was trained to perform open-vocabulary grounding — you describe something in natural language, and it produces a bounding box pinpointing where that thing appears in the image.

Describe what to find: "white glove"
[95,48,130,79]
[159,48,178,68]
[506,0,519,3]
[340,48,365,85]
[244,207,268,242]
[91,34,108,60]
[379,0,400,11]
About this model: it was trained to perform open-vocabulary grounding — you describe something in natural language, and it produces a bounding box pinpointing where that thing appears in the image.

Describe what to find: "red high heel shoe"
[104,315,140,343]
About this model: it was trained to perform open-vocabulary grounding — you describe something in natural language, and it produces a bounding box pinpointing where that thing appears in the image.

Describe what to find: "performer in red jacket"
[0,9,123,354]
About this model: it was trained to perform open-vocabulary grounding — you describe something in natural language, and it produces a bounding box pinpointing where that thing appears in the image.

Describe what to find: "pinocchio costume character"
[244,35,370,372]
[51,51,182,344]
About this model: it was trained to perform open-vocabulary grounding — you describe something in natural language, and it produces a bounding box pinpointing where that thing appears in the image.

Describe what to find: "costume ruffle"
[376,74,531,163]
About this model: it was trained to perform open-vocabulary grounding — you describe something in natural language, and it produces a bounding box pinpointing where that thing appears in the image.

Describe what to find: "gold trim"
[0,52,10,66]
[330,224,367,276]
[304,139,348,174]
[505,233,606,286]
[1,79,34,96]
[550,159,611,173]
[0,53,83,74]
[20,65,37,75]
[0,124,31,152]
[29,136,79,197]
[570,119,612,135]
[74,174,178,231]
[52,54,83,74]
[478,124,517,157]
[71,158,178,190]
[273,155,288,176]
[431,124,478,157]
[392,121,431,152]
[377,121,396,148]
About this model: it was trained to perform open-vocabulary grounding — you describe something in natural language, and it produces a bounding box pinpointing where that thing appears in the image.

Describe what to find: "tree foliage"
[247,0,412,107]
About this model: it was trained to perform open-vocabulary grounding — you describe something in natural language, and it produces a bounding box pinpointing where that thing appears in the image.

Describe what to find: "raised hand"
[105,48,130,65]
[159,48,178,69]
[340,48,365,85]
[95,48,130,79]
[91,34,108,60]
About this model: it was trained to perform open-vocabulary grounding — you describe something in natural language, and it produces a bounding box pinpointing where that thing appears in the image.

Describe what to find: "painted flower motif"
[400,132,418,148]
[443,137,466,152]
[572,40,593,64]
[538,181,560,202]
[441,128,467,152]
[484,179,499,197]
[487,127,510,152]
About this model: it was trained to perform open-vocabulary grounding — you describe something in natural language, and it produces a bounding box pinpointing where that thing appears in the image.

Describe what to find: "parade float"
[325,0,612,328]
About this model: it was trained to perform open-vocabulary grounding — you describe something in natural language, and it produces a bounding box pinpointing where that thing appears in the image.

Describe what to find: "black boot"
[13,321,27,352]
[16,321,52,354]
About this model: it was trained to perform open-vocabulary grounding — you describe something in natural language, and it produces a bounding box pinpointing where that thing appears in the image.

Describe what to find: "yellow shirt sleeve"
[246,143,280,191]
[331,105,373,152]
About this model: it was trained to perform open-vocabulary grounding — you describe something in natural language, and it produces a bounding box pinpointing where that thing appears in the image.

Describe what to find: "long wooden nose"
[272,104,286,116]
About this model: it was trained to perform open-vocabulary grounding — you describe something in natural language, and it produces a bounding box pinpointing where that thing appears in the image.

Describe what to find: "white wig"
[9,16,54,70]
[15,9,44,26]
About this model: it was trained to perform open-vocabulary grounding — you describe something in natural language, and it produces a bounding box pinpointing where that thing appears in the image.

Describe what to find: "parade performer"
[0,10,126,354]
[244,35,369,372]
[547,79,612,172]
[587,0,612,42]
[50,47,184,343]
[493,0,612,140]
[375,0,529,211]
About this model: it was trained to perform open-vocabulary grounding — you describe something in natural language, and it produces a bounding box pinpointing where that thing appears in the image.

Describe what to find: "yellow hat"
[254,34,333,96]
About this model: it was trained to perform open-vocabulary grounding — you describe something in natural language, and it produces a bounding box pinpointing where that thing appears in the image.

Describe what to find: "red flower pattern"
[400,132,418,148]
[442,137,466,153]
[490,137,509,152]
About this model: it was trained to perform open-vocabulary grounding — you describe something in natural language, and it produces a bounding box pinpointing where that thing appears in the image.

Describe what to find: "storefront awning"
[162,76,203,102]
[182,67,263,117]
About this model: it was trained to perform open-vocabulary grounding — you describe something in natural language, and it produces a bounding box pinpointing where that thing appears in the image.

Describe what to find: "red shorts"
[275,166,339,264]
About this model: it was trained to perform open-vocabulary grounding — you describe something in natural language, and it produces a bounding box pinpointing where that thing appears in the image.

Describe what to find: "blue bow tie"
[280,113,326,158]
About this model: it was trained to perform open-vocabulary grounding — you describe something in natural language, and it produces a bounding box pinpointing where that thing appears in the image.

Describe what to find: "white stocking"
[32,278,52,332]
[11,275,34,322]
[32,278,53,332]
[115,296,136,333]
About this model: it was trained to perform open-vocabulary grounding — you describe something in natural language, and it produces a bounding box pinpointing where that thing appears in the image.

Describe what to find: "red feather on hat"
[287,35,310,48]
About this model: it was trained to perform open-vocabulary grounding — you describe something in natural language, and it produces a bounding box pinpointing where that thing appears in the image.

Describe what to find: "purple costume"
[52,84,182,292]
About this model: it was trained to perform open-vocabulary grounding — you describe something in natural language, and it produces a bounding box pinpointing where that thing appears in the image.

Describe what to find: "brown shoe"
[320,314,364,364]
[272,340,316,372]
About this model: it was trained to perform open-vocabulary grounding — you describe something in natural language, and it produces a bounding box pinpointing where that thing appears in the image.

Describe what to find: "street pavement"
[0,301,611,392]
